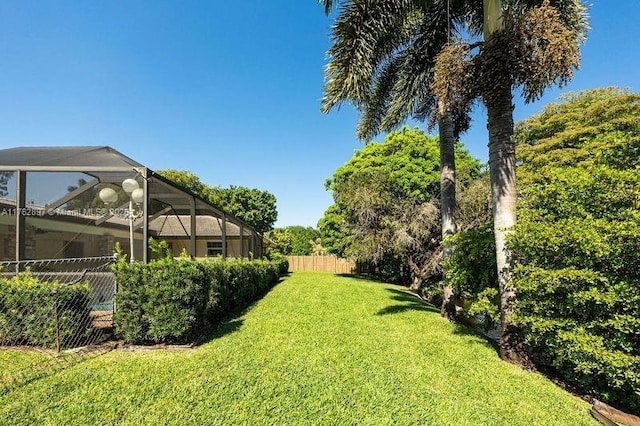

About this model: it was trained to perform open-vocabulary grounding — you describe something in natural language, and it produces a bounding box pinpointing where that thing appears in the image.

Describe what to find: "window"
[207,241,223,257]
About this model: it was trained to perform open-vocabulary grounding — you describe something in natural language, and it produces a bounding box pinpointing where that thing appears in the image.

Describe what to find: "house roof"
[149,215,247,238]
[0,146,144,171]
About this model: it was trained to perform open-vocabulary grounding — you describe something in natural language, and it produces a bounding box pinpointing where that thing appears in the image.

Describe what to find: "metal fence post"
[53,289,61,353]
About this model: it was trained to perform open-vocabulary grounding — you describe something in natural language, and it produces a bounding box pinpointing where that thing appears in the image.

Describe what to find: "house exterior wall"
[166,238,253,258]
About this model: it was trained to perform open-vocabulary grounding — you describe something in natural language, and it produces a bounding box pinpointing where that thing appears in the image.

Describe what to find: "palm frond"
[321,0,418,112]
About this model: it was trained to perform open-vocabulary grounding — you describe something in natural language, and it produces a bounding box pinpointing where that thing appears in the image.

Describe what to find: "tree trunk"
[438,109,457,320]
[486,82,523,364]
[483,0,503,40]
[483,0,527,366]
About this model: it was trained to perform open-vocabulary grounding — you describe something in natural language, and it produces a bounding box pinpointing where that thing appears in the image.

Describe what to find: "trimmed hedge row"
[112,254,283,344]
[266,251,289,276]
[0,271,91,349]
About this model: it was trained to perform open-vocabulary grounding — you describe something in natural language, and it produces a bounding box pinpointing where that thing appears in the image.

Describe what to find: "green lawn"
[0,349,52,389]
[0,272,595,425]
[0,349,50,373]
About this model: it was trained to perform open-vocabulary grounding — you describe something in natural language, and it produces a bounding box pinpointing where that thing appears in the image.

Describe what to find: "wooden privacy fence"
[287,255,356,274]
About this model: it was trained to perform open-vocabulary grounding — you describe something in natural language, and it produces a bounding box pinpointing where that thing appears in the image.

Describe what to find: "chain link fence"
[0,256,117,391]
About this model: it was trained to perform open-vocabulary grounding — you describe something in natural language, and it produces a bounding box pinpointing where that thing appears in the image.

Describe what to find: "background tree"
[320,0,588,360]
[317,204,349,257]
[267,226,321,255]
[157,169,207,196]
[158,169,278,234]
[208,186,277,235]
[323,127,482,289]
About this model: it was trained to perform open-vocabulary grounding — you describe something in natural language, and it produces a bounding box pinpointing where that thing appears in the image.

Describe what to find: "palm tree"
[319,0,589,363]
[319,0,472,320]
[475,0,588,362]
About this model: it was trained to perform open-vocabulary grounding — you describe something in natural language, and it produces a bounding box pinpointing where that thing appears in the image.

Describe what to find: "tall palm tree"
[319,0,472,319]
[475,0,588,362]
[319,0,589,363]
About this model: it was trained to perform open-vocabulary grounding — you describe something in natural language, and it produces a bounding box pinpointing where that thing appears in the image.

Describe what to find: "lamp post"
[99,178,144,263]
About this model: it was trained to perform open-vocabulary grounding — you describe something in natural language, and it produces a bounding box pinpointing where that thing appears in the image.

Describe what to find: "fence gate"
[0,256,117,391]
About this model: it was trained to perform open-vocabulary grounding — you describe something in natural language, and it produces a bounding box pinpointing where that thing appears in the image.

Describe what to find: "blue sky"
[0,1,638,227]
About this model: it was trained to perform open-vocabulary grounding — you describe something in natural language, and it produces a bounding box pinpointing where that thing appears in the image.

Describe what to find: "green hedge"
[113,253,282,344]
[265,251,289,276]
[510,88,640,413]
[0,271,91,349]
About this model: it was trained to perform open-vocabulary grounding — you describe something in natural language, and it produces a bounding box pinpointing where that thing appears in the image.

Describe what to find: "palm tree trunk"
[438,109,457,320]
[483,0,503,39]
[483,0,527,366]
[486,82,523,363]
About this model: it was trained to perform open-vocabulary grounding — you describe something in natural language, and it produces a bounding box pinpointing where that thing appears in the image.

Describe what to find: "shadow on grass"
[376,288,440,316]
[452,323,500,355]
[335,273,403,285]
[197,277,285,345]
[199,319,245,345]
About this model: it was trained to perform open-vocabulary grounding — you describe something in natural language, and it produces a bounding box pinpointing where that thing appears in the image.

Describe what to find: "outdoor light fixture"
[98,187,118,205]
[121,178,139,194]
[98,178,144,263]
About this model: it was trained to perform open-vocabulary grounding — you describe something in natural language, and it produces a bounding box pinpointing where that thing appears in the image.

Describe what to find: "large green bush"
[265,251,289,276]
[444,224,499,327]
[113,251,282,344]
[0,271,91,349]
[512,88,640,412]
[205,258,279,321]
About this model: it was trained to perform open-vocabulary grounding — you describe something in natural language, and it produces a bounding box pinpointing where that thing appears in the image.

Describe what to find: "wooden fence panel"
[286,255,356,274]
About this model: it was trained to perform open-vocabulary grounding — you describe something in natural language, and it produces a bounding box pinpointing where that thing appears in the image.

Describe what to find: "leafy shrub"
[113,249,282,344]
[113,253,209,344]
[0,270,91,349]
[112,260,148,344]
[204,258,279,322]
[512,88,640,412]
[445,224,499,327]
[144,257,210,343]
[266,251,289,275]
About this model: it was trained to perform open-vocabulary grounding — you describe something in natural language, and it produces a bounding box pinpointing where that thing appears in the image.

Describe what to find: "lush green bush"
[512,88,640,412]
[0,270,91,349]
[113,251,282,344]
[111,260,148,344]
[205,258,279,321]
[265,251,289,276]
[145,257,210,343]
[444,224,499,328]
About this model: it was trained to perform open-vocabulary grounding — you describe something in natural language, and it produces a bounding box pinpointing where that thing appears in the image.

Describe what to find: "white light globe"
[131,187,145,204]
[122,178,140,194]
[99,187,118,205]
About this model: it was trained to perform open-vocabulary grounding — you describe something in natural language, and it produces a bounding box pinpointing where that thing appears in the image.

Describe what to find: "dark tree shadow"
[335,273,403,285]
[452,323,500,355]
[376,288,440,316]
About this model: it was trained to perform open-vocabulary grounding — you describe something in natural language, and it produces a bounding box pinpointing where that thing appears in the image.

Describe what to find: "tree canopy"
[327,127,481,201]
[320,127,482,286]
[267,226,322,256]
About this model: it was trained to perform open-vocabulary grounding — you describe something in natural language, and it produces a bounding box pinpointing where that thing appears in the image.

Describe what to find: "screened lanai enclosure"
[0,146,263,262]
